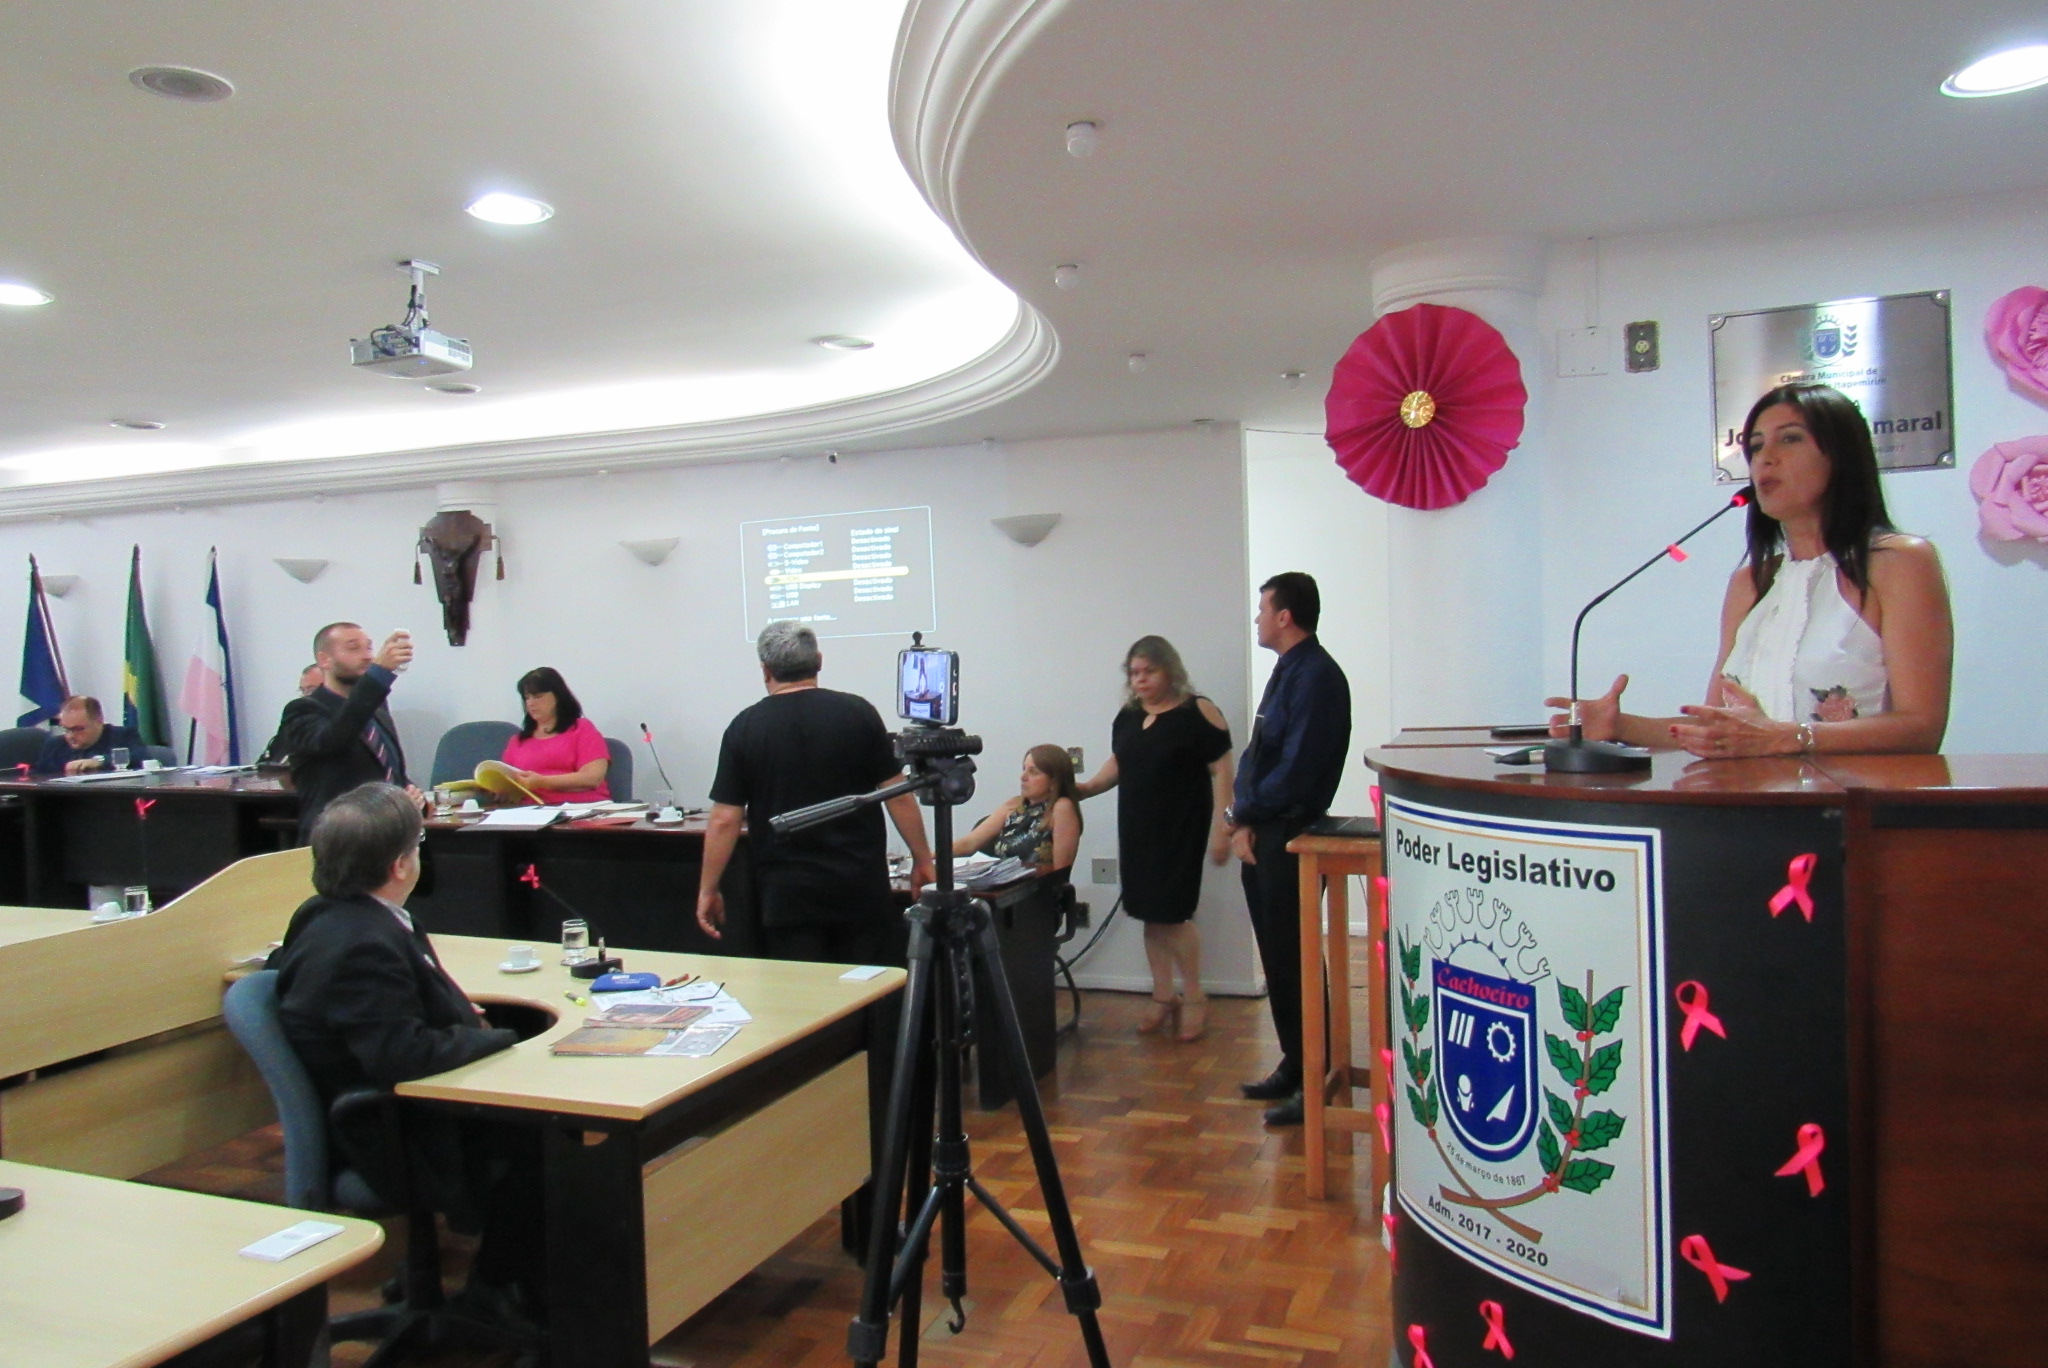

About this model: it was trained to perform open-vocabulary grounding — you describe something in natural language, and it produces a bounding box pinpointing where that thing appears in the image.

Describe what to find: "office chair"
[223,971,530,1365]
[602,736,634,802]
[0,725,46,769]
[427,721,518,788]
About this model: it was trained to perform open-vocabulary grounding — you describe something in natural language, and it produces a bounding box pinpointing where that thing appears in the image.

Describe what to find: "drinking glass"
[110,748,131,771]
[560,918,590,965]
[122,885,152,916]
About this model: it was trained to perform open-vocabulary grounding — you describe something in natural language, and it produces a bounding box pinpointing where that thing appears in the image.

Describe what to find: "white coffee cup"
[506,944,538,969]
[461,797,482,813]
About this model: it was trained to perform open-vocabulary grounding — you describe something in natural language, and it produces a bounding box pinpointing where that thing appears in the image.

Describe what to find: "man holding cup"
[276,622,422,842]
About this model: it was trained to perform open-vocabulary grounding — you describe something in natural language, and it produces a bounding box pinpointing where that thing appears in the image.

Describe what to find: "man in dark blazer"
[276,622,418,841]
[269,781,537,1328]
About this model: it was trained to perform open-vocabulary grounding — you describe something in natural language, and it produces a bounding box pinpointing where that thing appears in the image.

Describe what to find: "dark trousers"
[761,917,893,966]
[1241,819,1311,1077]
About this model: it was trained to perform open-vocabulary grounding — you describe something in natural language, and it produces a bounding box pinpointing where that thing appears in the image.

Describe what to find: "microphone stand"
[1545,491,1751,774]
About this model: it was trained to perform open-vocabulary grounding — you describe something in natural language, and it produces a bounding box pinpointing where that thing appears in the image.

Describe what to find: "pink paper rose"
[1969,436,2048,542]
[1985,286,2048,403]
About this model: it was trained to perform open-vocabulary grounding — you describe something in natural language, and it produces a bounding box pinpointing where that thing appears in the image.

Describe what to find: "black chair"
[602,735,634,801]
[223,971,531,1365]
[0,725,47,769]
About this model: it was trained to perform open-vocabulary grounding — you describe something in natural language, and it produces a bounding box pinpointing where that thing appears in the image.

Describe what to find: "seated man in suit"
[275,623,420,841]
[30,695,140,775]
[268,781,540,1330]
[255,663,326,767]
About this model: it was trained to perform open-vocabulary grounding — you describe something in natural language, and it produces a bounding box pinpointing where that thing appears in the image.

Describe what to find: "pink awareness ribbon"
[1666,543,1689,563]
[1679,1234,1750,1302]
[135,798,157,820]
[1379,1046,1395,1081]
[1478,1300,1514,1358]
[1406,1325,1434,1368]
[1374,934,1387,981]
[1768,852,1817,921]
[1375,1101,1392,1153]
[1369,784,1383,824]
[1672,981,1727,1051]
[1382,1210,1398,1271]
[519,864,541,889]
[1774,1122,1827,1197]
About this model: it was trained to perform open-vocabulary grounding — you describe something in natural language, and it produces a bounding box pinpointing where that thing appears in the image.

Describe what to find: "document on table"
[598,980,753,1025]
[473,806,566,829]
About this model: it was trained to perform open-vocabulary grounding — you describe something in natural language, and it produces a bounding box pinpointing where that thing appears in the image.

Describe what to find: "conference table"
[0,1158,383,1368]
[1367,743,2047,1368]
[415,936,905,1368]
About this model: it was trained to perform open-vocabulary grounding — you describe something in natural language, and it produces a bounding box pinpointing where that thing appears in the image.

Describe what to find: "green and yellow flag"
[122,545,168,746]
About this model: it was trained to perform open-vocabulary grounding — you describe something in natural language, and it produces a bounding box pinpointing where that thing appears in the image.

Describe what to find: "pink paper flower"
[1969,436,2048,542]
[1985,286,2048,403]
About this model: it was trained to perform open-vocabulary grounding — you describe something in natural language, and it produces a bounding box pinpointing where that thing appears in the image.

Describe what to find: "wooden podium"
[1364,746,2046,1368]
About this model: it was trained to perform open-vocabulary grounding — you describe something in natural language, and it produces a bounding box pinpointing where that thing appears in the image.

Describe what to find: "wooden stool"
[1287,830,1385,1202]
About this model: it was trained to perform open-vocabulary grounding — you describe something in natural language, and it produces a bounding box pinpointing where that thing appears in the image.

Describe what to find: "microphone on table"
[1545,488,1752,774]
[639,723,676,795]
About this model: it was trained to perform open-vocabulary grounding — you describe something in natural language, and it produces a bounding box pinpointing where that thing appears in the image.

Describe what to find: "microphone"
[639,723,676,794]
[1545,489,1751,774]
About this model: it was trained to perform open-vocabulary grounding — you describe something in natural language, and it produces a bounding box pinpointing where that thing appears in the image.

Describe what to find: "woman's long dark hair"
[1741,382,1894,599]
[516,666,583,740]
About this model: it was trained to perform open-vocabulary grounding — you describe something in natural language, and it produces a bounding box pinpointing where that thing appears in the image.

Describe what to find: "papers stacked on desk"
[548,980,751,1057]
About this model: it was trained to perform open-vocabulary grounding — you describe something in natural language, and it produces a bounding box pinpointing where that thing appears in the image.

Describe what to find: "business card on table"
[840,965,889,981]
[240,1219,347,1262]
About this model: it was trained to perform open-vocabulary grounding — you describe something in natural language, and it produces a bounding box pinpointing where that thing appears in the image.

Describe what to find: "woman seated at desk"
[1549,381,1954,757]
[954,744,1081,876]
[500,667,611,802]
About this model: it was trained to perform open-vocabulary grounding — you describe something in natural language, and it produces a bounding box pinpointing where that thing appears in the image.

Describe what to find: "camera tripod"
[770,727,1112,1368]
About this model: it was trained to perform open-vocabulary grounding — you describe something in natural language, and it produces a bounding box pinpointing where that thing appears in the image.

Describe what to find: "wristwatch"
[1223,804,1237,827]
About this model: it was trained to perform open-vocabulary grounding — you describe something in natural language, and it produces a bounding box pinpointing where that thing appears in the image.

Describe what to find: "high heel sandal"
[1136,994,1181,1035]
[1176,995,1209,1042]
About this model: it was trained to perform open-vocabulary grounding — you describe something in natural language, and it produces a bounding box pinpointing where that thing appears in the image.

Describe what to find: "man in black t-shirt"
[698,621,936,964]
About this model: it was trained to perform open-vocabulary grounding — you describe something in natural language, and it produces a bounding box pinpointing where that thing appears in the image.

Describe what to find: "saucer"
[498,960,543,974]
[90,908,136,924]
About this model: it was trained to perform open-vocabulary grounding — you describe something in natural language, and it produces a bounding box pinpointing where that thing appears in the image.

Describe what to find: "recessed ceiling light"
[1942,44,2048,97]
[0,282,52,307]
[110,419,165,430]
[813,335,875,350]
[429,382,481,394]
[465,192,554,226]
[128,66,235,103]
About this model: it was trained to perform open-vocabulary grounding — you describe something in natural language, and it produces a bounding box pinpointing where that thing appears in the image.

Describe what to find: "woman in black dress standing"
[1076,635,1234,1041]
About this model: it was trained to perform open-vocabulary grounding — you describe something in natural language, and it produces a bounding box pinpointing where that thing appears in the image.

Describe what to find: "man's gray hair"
[311,782,423,899]
[757,620,822,683]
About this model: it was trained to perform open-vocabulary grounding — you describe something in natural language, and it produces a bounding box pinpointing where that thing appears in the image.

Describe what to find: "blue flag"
[17,555,69,727]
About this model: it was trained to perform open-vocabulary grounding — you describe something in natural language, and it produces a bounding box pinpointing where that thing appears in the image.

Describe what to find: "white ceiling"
[3,0,2045,510]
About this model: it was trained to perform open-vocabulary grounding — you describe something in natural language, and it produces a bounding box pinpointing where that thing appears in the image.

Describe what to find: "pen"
[563,991,590,1008]
[662,973,697,988]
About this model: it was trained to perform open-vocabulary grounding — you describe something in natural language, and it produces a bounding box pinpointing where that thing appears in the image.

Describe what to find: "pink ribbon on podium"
[134,798,157,820]
[1379,1046,1395,1080]
[1382,1210,1398,1269]
[1375,1101,1392,1153]
[1679,1234,1750,1302]
[1672,981,1726,1051]
[1769,852,1817,921]
[519,864,541,889]
[1374,934,1386,981]
[1774,1122,1827,1196]
[1478,1300,1514,1358]
[1406,1324,1434,1368]
[1369,784,1383,822]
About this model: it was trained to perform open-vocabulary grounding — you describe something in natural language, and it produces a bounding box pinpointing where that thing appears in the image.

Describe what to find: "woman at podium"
[1550,382,1953,757]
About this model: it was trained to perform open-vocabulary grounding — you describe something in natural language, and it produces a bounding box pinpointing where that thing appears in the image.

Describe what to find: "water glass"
[110,748,131,771]
[560,918,590,964]
[122,885,152,916]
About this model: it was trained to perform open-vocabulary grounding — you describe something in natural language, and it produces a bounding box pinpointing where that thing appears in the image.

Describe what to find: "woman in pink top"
[501,667,611,802]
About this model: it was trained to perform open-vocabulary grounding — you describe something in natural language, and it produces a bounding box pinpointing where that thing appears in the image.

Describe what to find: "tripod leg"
[849,910,940,1368]
[933,936,972,1334]
[967,909,1114,1368]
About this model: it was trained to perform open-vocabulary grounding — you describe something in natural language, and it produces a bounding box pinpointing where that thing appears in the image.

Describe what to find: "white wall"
[0,424,1263,991]
[1538,188,2048,754]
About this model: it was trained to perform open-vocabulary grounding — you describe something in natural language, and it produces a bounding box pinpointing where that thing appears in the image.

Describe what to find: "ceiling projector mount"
[351,259,473,378]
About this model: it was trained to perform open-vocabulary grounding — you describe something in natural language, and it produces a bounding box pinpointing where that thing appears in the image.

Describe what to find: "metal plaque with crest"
[1709,290,1954,482]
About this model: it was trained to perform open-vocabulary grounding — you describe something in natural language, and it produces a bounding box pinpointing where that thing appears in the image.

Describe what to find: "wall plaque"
[1709,290,1954,482]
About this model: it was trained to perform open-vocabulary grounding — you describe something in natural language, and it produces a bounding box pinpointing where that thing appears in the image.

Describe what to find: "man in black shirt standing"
[698,621,936,963]
[1226,572,1352,1126]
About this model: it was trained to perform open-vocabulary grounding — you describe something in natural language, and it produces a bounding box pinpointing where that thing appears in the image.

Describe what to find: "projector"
[351,259,472,378]
[351,325,472,378]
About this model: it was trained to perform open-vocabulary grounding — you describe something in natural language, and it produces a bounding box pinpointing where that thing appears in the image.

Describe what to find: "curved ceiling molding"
[0,303,1055,524]
[891,0,1072,240]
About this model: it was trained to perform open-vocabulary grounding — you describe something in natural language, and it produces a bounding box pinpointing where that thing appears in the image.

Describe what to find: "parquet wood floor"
[141,947,1391,1367]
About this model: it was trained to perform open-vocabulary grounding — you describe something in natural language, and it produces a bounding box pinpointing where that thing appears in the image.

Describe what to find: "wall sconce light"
[39,574,78,597]
[275,558,329,584]
[620,537,680,567]
[991,513,1062,547]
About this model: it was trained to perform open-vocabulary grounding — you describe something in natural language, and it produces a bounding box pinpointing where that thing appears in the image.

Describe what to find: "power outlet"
[1091,857,1119,885]
[1066,745,1083,771]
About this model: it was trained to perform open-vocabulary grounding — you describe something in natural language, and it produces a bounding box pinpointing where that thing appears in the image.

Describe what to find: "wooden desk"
[0,1158,382,1367]
[413,936,904,1368]
[1286,831,1384,1203]
[0,771,296,908]
[0,849,310,1176]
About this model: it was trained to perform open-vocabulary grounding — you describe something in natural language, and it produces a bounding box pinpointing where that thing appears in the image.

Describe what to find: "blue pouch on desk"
[590,971,661,992]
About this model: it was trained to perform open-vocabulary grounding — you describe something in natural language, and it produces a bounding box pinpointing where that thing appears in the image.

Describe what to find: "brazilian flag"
[123,546,168,746]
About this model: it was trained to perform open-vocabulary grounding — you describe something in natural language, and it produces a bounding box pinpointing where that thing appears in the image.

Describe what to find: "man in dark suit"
[30,694,141,775]
[269,781,538,1328]
[275,622,418,841]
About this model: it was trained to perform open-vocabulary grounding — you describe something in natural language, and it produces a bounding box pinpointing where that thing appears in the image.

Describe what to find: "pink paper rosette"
[1969,435,2048,543]
[1325,303,1527,510]
[1985,285,2048,403]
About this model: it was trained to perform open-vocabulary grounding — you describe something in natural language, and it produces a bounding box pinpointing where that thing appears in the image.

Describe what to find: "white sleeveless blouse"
[1722,553,1888,724]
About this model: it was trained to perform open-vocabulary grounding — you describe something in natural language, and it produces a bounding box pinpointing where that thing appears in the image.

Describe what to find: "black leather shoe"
[1263,1092,1305,1127]
[1240,1066,1300,1100]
